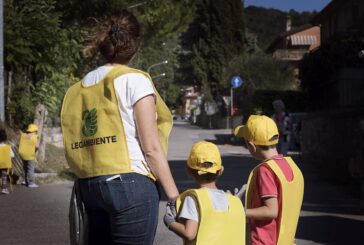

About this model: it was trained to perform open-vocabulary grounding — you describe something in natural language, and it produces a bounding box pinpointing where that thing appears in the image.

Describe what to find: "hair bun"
[86,10,141,64]
[110,24,120,35]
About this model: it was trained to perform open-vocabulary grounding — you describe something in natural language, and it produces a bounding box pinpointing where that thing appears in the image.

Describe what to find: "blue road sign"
[231,76,243,88]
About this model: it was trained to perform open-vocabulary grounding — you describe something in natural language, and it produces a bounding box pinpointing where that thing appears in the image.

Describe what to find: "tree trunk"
[34,104,48,163]
[6,70,13,126]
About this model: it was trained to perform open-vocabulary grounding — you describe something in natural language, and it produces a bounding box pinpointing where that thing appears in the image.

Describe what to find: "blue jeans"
[79,173,160,245]
[23,160,36,185]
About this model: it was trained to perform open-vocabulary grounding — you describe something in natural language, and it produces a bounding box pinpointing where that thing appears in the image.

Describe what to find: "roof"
[266,24,314,52]
[291,35,318,46]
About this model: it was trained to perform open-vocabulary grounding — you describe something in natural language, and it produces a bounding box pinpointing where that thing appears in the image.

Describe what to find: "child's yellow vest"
[18,133,37,161]
[0,144,12,169]
[177,189,246,245]
[246,157,304,245]
[61,65,172,179]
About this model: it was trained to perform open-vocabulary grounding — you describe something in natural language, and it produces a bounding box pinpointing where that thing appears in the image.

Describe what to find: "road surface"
[1,120,363,244]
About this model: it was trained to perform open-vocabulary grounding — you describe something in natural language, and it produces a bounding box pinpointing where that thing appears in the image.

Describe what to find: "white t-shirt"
[0,143,15,158]
[179,188,229,222]
[82,65,155,176]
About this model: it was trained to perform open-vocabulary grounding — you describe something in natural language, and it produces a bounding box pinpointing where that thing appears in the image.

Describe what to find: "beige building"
[266,18,321,68]
[181,86,200,118]
[266,17,321,86]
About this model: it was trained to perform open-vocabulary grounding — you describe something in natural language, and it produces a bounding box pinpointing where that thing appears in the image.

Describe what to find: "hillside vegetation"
[245,6,316,50]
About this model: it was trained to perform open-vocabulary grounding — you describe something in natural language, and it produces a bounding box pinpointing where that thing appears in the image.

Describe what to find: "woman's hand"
[134,94,179,200]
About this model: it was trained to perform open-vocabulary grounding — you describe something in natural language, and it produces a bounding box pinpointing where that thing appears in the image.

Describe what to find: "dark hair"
[257,135,279,150]
[188,162,219,183]
[87,10,141,64]
[0,129,7,142]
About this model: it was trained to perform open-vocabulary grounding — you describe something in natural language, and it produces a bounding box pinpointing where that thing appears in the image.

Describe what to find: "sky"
[244,0,331,12]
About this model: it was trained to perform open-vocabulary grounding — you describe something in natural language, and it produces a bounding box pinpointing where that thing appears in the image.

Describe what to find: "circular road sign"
[231,76,243,88]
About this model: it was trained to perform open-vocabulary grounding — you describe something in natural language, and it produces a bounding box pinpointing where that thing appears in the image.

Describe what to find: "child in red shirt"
[234,115,304,245]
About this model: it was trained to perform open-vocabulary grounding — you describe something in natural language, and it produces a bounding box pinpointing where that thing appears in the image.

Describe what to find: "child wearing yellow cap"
[163,141,246,244]
[0,129,14,194]
[18,124,40,188]
[234,115,304,245]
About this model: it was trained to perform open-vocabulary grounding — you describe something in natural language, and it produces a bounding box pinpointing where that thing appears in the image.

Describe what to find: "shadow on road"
[296,215,364,244]
[296,158,363,216]
[163,152,364,244]
[208,133,246,146]
[162,155,258,201]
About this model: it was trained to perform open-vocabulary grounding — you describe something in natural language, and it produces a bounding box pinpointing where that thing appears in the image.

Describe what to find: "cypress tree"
[178,0,245,101]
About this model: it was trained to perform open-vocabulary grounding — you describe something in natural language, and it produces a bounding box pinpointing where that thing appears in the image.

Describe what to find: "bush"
[7,84,35,130]
[224,53,297,120]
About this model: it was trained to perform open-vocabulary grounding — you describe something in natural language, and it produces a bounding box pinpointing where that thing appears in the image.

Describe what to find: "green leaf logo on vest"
[82,108,98,137]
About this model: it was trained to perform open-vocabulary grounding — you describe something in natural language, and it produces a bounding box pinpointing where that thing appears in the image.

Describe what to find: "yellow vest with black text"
[0,144,12,169]
[177,189,246,245]
[61,65,172,179]
[246,157,304,245]
[18,133,37,161]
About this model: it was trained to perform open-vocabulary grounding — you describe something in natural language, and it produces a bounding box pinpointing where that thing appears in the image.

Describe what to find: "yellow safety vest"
[18,133,37,161]
[61,65,172,179]
[245,157,304,245]
[177,189,246,245]
[0,144,12,169]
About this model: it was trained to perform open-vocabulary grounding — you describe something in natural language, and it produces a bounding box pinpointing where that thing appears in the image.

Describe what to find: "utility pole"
[0,1,4,122]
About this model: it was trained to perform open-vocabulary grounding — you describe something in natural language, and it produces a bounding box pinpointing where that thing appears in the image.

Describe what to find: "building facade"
[312,0,364,43]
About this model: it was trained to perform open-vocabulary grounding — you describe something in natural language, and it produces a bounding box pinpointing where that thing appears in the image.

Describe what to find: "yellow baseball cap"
[234,115,279,146]
[187,141,222,175]
[26,124,38,133]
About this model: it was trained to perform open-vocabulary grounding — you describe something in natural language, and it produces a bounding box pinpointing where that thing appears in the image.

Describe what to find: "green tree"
[4,0,196,129]
[245,6,316,50]
[130,0,195,108]
[177,0,245,101]
[56,0,195,108]
[4,0,83,128]
[223,53,295,117]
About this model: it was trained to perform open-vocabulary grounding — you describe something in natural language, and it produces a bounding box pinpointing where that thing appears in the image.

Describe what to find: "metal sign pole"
[230,76,243,132]
[0,1,4,122]
[230,87,233,130]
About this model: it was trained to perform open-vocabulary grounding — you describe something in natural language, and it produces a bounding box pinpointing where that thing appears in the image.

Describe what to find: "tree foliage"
[56,0,195,108]
[245,6,316,50]
[4,0,196,128]
[177,0,245,101]
[130,0,195,107]
[223,53,295,117]
[4,0,83,128]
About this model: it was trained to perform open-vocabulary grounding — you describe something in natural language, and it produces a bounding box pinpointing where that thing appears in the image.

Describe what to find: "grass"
[37,143,76,182]
[1,122,76,184]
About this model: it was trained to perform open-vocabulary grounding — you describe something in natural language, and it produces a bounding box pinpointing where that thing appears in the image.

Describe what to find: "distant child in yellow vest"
[234,115,304,245]
[18,124,39,188]
[0,129,14,194]
[163,141,246,245]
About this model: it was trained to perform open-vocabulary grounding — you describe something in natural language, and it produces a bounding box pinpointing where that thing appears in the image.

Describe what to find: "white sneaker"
[27,183,39,188]
[21,181,26,185]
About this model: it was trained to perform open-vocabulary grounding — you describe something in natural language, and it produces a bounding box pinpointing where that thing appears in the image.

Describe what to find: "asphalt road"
[1,120,364,244]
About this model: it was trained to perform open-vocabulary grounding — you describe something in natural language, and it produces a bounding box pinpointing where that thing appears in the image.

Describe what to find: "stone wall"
[44,127,64,148]
[301,109,364,182]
